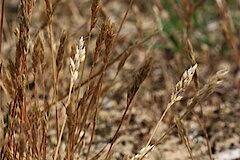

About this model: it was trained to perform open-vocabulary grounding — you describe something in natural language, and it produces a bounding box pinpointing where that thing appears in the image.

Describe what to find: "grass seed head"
[102,19,115,67]
[171,64,197,103]
[44,0,53,22]
[56,31,67,73]
[37,36,45,64]
[127,57,152,105]
[105,19,115,55]
[32,36,44,71]
[69,37,86,83]
[187,68,228,111]
[76,36,86,63]
[93,22,106,62]
[91,0,100,30]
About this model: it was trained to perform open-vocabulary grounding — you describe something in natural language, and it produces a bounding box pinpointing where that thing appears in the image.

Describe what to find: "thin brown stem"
[191,111,213,160]
[0,0,4,57]
[105,96,135,159]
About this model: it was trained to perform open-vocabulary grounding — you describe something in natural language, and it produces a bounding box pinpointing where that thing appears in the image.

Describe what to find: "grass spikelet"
[96,22,106,51]
[32,36,43,107]
[54,36,86,160]
[4,147,14,160]
[38,37,44,65]
[89,21,106,76]
[187,39,199,88]
[186,69,228,111]
[44,0,53,22]
[2,66,15,99]
[56,31,67,74]
[171,64,197,102]
[32,40,40,71]
[8,60,18,90]
[16,0,32,72]
[86,22,106,95]
[90,0,100,31]
[104,19,115,65]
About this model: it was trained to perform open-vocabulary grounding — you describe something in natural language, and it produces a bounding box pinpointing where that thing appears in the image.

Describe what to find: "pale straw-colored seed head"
[69,58,75,74]
[69,36,86,83]
[79,36,84,48]
[76,36,86,63]
[69,57,78,82]
[170,64,197,103]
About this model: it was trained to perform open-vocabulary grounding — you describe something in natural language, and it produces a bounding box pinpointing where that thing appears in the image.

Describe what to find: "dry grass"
[0,0,238,160]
